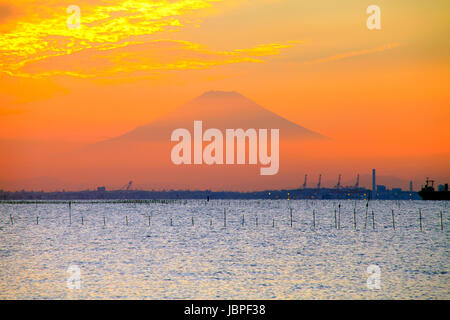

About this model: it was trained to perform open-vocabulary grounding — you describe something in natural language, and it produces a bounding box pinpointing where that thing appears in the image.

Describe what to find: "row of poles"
[6,205,445,232]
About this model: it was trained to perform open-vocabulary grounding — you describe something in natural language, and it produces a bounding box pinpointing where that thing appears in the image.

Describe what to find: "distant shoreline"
[0,188,420,201]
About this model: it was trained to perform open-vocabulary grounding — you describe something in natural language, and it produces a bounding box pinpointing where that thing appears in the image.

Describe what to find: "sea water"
[0,200,448,299]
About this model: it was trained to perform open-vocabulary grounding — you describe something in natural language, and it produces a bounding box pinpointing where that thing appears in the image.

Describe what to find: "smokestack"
[372,169,376,198]
[409,180,413,192]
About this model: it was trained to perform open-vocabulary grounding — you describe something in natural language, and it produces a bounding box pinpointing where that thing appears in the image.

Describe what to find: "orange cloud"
[0,0,298,79]
[0,1,219,76]
[18,40,297,78]
[304,43,401,65]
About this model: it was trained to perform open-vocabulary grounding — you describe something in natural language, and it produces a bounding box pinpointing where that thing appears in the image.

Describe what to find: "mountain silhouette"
[95,90,325,146]
[60,91,327,190]
[2,92,331,191]
[2,92,448,191]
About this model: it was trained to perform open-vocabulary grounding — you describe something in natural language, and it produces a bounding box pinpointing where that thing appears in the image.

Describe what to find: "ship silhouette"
[418,178,450,200]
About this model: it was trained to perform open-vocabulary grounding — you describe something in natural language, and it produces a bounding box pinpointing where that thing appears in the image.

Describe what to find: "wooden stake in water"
[290,208,293,227]
[353,208,356,230]
[210,219,212,227]
[10,214,13,225]
[364,204,368,229]
[126,216,128,226]
[419,208,422,232]
[334,209,337,229]
[242,214,244,226]
[313,210,316,229]
[372,210,375,230]
[170,218,173,226]
[338,203,341,230]
[256,215,258,226]
[440,211,443,231]
[81,216,84,225]
[69,202,72,225]
[192,216,194,226]
[148,216,151,226]
[272,218,275,228]
[391,209,395,230]
[224,209,226,228]
[36,216,39,225]
[104,216,106,226]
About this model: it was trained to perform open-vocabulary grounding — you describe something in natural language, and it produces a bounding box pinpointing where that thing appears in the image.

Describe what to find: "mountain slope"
[98,91,325,145]
[14,91,330,191]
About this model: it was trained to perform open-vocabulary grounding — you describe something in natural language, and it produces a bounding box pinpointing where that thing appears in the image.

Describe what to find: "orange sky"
[0,0,449,190]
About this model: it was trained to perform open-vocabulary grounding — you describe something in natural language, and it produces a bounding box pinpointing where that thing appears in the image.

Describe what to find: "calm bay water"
[0,200,448,299]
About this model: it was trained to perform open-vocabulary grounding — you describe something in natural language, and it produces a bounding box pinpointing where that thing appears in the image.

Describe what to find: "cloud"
[304,43,401,65]
[0,0,298,79]
[19,39,297,78]
[0,0,221,76]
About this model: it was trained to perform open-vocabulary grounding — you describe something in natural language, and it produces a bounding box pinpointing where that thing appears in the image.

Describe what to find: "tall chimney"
[409,180,413,192]
[372,169,376,199]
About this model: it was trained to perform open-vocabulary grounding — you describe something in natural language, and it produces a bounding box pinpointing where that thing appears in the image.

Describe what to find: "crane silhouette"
[335,174,341,189]
[122,180,133,191]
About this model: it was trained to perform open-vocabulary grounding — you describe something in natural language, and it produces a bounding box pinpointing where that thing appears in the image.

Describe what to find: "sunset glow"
[0,0,449,190]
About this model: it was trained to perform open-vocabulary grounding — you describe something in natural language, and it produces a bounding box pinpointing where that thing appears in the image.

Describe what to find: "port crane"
[335,174,341,189]
[317,174,322,189]
[354,174,360,189]
[122,180,133,191]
